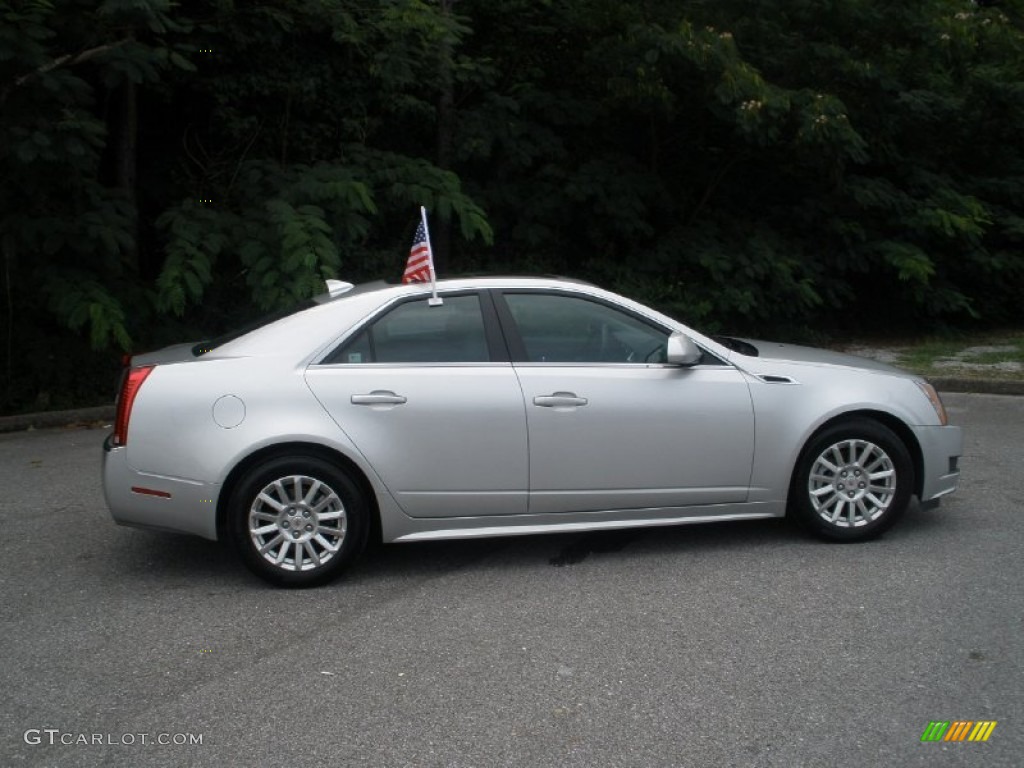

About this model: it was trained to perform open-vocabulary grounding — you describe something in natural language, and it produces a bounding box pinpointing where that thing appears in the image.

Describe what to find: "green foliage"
[0,0,192,380]
[43,270,132,350]
[154,151,491,316]
[2,0,1024,413]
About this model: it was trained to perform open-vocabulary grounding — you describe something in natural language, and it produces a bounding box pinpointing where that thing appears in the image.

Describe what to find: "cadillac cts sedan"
[103,277,963,586]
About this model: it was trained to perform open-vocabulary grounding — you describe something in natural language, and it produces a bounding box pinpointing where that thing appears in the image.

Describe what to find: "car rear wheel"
[790,419,914,542]
[229,455,368,587]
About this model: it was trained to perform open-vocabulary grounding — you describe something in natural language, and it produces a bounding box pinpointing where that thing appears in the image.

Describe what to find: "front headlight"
[915,380,948,426]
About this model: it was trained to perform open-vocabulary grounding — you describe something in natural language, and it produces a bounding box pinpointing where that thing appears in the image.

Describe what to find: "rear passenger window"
[330,295,490,363]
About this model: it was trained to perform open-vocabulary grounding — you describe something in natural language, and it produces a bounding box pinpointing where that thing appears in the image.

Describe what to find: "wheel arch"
[215,441,381,544]
[792,409,924,500]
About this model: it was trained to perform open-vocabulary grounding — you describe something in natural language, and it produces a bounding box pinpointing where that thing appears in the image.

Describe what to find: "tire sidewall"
[791,419,914,542]
[229,455,368,587]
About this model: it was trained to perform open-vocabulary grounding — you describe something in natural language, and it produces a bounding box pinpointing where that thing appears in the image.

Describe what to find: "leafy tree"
[450,0,1023,331]
[151,1,492,325]
[1,0,1022,413]
[1,0,193,408]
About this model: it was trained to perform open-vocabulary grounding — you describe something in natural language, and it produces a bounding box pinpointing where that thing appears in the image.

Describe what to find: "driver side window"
[503,293,669,363]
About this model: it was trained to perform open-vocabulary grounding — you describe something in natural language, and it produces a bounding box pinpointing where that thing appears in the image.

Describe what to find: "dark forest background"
[2,0,1022,413]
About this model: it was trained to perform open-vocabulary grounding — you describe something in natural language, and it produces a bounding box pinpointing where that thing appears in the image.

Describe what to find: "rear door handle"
[533,392,588,408]
[351,390,408,406]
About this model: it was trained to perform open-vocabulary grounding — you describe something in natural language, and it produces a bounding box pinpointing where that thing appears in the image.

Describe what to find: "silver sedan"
[103,277,963,586]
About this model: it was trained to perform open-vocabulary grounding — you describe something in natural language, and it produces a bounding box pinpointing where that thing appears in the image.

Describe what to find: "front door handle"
[533,392,588,408]
[351,390,408,406]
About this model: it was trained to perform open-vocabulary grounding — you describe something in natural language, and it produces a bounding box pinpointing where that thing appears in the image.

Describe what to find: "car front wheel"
[790,419,914,542]
[229,455,368,587]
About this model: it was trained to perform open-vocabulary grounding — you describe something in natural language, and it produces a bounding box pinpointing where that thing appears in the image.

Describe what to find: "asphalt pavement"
[0,392,1021,767]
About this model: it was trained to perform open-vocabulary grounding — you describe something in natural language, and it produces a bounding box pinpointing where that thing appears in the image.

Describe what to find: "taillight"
[112,365,155,446]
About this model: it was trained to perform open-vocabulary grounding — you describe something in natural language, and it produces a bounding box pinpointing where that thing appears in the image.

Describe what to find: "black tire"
[789,418,914,542]
[229,455,369,587]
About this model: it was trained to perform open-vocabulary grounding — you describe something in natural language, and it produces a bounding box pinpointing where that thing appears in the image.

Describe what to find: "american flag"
[402,222,432,284]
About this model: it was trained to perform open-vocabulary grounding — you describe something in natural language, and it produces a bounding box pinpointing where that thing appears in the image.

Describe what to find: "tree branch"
[11,38,132,91]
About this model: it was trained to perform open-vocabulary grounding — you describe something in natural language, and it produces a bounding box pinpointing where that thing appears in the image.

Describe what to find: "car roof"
[209,274,730,365]
[314,275,597,303]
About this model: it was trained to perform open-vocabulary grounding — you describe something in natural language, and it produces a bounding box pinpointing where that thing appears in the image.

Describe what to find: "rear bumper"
[913,424,963,504]
[102,435,220,540]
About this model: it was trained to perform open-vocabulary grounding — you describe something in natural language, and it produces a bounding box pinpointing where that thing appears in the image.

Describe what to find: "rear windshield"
[192,300,317,356]
[189,280,396,356]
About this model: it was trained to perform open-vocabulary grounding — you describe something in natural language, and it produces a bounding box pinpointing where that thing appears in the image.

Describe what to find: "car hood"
[733,339,907,375]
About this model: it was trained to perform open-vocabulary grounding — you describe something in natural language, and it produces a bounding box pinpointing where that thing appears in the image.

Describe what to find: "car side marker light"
[130,486,172,499]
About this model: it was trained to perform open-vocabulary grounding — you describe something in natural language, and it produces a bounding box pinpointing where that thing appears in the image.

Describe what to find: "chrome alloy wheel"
[248,475,347,572]
[807,439,896,528]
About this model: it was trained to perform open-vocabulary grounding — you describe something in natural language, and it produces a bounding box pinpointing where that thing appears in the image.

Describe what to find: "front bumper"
[102,435,220,540]
[913,424,963,504]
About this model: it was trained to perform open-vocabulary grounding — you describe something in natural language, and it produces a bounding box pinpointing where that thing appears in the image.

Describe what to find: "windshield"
[714,336,759,357]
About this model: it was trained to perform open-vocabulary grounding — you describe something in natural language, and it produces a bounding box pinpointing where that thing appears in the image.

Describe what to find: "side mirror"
[666,332,702,366]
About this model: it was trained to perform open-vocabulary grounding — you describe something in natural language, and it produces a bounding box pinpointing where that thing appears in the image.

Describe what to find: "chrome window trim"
[311,361,516,369]
[508,361,730,370]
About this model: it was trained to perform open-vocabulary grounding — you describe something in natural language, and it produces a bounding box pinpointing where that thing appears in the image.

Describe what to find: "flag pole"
[420,205,442,306]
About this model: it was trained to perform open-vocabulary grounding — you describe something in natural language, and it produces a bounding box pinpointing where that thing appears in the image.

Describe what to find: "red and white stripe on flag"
[402,222,432,283]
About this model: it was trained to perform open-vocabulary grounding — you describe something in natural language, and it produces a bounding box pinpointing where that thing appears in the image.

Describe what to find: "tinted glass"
[192,300,316,356]
[504,293,669,363]
[336,295,490,363]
